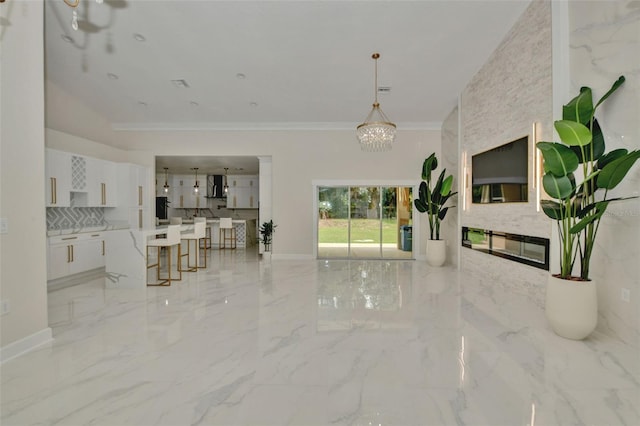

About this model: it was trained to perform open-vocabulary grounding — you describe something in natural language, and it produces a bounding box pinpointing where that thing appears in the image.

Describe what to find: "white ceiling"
[43,0,531,173]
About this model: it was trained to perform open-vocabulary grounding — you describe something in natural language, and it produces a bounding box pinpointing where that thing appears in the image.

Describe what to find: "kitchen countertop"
[47,222,130,237]
[157,219,247,225]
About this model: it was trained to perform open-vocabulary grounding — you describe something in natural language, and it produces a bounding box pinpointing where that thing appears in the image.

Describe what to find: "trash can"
[400,225,412,251]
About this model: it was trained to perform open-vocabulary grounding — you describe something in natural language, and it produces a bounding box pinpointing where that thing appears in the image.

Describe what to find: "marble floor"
[1,248,638,425]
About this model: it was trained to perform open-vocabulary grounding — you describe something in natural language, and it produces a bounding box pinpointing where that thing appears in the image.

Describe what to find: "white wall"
[568,0,640,345]
[45,82,441,258]
[111,129,441,257]
[0,0,51,356]
[458,0,553,305]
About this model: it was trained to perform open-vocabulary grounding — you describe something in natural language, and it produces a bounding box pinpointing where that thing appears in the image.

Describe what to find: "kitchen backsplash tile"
[47,207,105,230]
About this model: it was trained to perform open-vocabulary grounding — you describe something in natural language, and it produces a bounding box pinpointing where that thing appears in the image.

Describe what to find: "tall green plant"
[414,153,457,240]
[259,220,277,251]
[538,75,640,280]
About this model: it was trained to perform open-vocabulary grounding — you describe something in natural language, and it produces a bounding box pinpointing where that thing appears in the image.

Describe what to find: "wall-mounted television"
[472,136,528,203]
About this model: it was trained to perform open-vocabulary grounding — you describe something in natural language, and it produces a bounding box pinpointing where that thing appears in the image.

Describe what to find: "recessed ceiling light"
[249,102,258,107]
[137,101,148,107]
[236,73,246,79]
[378,86,391,93]
[133,33,146,42]
[107,73,119,80]
[61,34,74,43]
[171,79,190,89]
[190,101,199,107]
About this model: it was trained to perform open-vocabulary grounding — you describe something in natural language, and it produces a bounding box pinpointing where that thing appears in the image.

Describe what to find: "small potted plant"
[414,153,457,266]
[259,220,277,259]
[537,75,640,339]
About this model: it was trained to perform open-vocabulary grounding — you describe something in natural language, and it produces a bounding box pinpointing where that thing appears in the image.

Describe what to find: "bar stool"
[170,217,183,225]
[219,217,236,249]
[194,217,211,250]
[179,221,207,272]
[146,224,182,286]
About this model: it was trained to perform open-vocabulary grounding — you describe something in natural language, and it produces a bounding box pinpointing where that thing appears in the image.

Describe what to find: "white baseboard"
[0,327,53,364]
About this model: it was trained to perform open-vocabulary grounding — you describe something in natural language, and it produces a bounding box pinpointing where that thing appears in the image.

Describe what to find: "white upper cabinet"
[171,175,205,208]
[45,149,72,207]
[226,175,259,209]
[86,157,118,207]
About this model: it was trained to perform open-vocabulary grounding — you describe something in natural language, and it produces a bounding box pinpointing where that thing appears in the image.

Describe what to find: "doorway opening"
[317,185,413,259]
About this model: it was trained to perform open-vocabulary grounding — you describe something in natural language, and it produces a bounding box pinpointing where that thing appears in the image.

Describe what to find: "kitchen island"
[104,219,255,288]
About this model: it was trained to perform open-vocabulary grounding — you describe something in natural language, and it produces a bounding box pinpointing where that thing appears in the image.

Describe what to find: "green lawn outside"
[318,218,405,244]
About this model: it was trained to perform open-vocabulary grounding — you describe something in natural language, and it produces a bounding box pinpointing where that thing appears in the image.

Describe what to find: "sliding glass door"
[317,185,413,259]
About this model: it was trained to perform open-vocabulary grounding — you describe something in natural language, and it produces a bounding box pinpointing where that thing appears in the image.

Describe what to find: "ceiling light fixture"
[192,168,200,194]
[133,33,146,42]
[63,0,104,31]
[163,167,170,193]
[223,168,229,194]
[356,53,396,152]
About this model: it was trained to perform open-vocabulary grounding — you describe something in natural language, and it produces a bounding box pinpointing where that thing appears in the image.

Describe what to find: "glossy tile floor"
[2,248,639,425]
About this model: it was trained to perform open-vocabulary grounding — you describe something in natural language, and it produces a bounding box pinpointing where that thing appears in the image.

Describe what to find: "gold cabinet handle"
[138,186,143,206]
[67,245,71,263]
[50,177,56,204]
[102,183,106,205]
[71,245,74,262]
[102,240,105,256]
[62,236,78,240]
[180,195,184,208]
[138,209,143,229]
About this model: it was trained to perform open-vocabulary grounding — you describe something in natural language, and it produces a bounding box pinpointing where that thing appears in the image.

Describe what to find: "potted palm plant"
[538,75,640,339]
[414,153,457,266]
[259,220,277,260]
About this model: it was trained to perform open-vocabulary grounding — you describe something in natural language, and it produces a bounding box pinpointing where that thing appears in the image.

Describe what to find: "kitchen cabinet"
[172,175,205,208]
[86,157,118,207]
[226,175,259,209]
[45,149,72,207]
[104,163,150,229]
[48,233,105,280]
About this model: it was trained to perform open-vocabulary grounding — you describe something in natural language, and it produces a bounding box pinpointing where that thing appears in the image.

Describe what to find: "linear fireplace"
[461,226,549,270]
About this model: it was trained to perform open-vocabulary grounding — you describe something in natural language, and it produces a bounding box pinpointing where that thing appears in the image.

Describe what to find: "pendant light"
[356,53,396,152]
[223,168,229,194]
[163,167,170,193]
[192,168,200,194]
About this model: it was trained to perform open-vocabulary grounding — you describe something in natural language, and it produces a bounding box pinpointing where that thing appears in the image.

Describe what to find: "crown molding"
[111,121,442,132]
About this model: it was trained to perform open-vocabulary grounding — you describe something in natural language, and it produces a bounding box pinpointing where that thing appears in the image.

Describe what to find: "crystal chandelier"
[64,0,104,31]
[356,53,396,152]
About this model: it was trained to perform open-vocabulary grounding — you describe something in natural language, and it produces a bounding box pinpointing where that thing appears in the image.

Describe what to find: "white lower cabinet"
[48,233,106,280]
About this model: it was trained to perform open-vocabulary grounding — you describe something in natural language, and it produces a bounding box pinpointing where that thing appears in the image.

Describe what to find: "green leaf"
[414,198,428,213]
[597,148,628,170]
[571,119,605,163]
[438,207,449,221]
[543,172,575,200]
[555,120,592,147]
[570,202,608,234]
[422,153,437,181]
[540,200,564,220]
[594,76,625,111]
[563,86,593,124]
[440,175,453,197]
[597,150,640,190]
[537,142,579,177]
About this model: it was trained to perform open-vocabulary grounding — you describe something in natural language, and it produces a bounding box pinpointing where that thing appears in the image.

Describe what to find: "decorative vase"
[426,239,446,267]
[262,251,272,261]
[545,275,597,340]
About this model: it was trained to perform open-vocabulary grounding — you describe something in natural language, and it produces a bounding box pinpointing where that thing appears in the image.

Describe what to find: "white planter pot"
[426,239,446,267]
[545,275,597,340]
[262,251,272,262]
